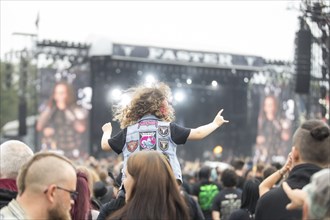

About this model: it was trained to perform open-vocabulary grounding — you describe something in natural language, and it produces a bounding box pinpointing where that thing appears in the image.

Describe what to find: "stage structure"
[2,38,303,162]
[3,39,305,162]
[297,0,330,125]
[34,40,92,158]
[89,42,270,161]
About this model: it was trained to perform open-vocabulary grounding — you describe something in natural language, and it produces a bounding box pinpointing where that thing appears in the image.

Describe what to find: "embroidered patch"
[159,139,169,151]
[138,120,158,129]
[139,132,156,150]
[158,126,169,137]
[127,140,138,152]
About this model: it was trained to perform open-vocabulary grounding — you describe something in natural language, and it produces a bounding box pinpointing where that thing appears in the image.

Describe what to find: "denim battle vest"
[122,115,182,182]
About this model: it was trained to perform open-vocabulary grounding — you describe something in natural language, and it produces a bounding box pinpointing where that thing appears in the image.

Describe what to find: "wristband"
[278,169,286,177]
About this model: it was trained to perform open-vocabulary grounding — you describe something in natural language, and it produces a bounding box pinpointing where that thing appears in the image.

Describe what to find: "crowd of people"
[1,82,329,220]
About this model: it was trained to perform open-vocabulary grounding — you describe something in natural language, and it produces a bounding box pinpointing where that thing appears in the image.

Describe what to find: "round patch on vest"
[127,140,138,152]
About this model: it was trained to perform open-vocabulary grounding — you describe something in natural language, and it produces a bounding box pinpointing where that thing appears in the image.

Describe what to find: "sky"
[1,1,302,61]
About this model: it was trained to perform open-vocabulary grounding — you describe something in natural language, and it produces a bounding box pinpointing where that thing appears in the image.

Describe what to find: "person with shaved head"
[255,119,330,220]
[0,152,77,220]
[0,140,34,209]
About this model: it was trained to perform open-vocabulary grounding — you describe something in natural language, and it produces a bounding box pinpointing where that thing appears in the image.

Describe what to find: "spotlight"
[120,94,131,107]
[186,78,192,85]
[211,80,218,87]
[213,145,223,157]
[174,91,185,102]
[111,88,122,101]
[145,74,156,83]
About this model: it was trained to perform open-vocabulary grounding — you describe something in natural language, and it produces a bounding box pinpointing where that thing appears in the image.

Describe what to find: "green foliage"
[0,60,38,131]
[0,61,19,129]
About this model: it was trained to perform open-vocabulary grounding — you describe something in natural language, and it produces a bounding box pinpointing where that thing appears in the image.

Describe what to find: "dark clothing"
[108,116,191,182]
[52,109,81,150]
[192,180,222,220]
[229,209,253,220]
[181,181,193,195]
[39,105,87,157]
[254,176,264,185]
[96,196,125,220]
[108,122,190,154]
[236,176,245,191]
[255,163,322,220]
[182,191,205,220]
[258,118,282,157]
[0,189,17,209]
[0,179,18,209]
[91,197,102,210]
[212,188,242,220]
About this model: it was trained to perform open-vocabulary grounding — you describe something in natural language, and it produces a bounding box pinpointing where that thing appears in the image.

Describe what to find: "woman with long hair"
[71,167,100,220]
[255,95,291,163]
[229,178,260,220]
[107,151,190,220]
[36,81,88,157]
[71,171,92,220]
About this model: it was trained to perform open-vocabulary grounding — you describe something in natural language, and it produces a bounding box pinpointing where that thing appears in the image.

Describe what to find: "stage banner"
[112,43,265,70]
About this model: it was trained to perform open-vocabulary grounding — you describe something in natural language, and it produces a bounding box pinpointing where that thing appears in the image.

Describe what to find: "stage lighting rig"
[298,0,330,123]
[35,39,90,68]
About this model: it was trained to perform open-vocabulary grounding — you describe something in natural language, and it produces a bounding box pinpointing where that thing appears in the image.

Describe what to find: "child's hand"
[102,122,112,132]
[213,109,229,127]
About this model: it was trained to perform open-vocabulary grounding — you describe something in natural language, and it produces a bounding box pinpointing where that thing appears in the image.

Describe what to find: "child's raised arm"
[101,122,113,151]
[188,109,229,140]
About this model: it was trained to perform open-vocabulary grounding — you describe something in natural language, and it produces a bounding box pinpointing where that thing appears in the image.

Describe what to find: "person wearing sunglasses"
[0,152,77,220]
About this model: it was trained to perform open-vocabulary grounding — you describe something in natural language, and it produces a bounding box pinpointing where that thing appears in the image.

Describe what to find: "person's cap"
[303,168,330,219]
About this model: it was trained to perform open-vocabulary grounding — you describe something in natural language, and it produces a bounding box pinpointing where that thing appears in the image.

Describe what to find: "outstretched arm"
[259,153,292,197]
[101,122,113,151]
[188,109,229,140]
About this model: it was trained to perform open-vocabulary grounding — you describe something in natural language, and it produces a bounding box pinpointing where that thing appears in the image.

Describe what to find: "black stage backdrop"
[90,56,258,161]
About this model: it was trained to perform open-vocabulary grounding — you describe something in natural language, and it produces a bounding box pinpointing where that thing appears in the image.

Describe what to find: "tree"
[0,59,38,133]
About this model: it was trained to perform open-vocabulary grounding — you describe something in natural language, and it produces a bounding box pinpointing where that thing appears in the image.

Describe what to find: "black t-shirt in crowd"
[212,188,242,220]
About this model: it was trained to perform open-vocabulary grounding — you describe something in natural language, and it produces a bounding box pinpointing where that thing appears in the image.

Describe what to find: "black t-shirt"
[0,189,17,209]
[191,180,222,198]
[212,188,242,220]
[182,191,206,220]
[254,163,321,220]
[192,180,222,220]
[229,209,253,220]
[108,122,191,154]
